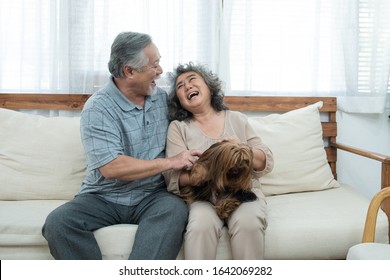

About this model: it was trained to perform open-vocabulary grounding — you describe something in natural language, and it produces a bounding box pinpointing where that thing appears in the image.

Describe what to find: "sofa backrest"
[0,93,338,200]
[0,94,338,176]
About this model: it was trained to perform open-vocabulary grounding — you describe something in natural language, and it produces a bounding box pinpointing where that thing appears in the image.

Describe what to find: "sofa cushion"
[347,243,390,260]
[0,108,86,200]
[94,224,233,260]
[0,200,67,246]
[249,101,340,196]
[95,185,387,260]
[264,184,389,259]
[1,186,388,260]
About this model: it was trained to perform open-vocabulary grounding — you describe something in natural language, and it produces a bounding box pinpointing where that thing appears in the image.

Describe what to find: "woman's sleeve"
[162,121,188,195]
[245,116,274,179]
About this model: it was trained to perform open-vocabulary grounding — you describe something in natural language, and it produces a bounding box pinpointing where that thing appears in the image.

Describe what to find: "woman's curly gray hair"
[167,62,228,121]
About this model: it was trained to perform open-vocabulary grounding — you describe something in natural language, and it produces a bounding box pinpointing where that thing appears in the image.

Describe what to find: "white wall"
[336,108,390,199]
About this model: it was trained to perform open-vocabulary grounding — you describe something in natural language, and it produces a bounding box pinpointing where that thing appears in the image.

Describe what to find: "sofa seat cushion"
[94,224,233,260]
[93,224,138,260]
[347,243,390,260]
[0,200,67,246]
[264,184,389,259]
[1,185,387,260]
[91,185,390,260]
[0,245,53,260]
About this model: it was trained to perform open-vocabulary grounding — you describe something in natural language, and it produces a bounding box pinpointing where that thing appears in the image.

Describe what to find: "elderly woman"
[163,62,274,260]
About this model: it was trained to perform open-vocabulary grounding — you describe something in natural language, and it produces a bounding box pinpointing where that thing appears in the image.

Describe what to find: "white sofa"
[0,96,388,260]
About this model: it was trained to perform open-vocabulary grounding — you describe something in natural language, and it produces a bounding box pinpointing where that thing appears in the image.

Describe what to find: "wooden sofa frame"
[1,93,389,240]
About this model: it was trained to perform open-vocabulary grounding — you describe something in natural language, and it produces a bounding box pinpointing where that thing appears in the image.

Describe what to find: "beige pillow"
[0,108,86,200]
[249,101,340,196]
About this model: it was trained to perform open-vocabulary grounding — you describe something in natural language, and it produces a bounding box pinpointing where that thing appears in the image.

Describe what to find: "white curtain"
[0,0,221,95]
[220,0,390,113]
[0,0,389,114]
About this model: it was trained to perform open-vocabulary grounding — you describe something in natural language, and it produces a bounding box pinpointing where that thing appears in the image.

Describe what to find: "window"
[0,0,220,93]
[0,0,389,112]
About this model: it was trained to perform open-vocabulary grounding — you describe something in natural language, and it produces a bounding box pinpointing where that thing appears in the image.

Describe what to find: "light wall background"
[337,109,390,199]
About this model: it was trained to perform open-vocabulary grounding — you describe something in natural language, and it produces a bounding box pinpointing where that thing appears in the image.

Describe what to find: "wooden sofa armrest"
[332,142,390,241]
[361,187,390,243]
[332,142,390,190]
[332,142,390,164]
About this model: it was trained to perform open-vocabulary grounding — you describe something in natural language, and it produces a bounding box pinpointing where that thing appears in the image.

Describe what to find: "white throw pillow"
[0,108,86,200]
[249,101,340,196]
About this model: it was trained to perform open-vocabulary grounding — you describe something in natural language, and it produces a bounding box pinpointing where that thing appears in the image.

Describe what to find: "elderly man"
[42,31,201,260]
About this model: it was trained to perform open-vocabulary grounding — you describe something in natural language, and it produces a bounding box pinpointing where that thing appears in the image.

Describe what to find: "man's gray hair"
[108,32,152,78]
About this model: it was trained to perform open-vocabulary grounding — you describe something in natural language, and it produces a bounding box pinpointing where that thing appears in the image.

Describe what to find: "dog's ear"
[188,143,222,186]
[189,162,208,186]
[181,182,211,203]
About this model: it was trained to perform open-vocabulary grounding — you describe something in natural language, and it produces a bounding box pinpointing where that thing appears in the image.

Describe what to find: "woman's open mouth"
[187,91,199,100]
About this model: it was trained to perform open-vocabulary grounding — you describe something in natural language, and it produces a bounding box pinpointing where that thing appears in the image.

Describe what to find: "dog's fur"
[180,141,257,219]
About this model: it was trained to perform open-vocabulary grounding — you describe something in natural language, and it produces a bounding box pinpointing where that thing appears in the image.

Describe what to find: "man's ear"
[123,65,135,77]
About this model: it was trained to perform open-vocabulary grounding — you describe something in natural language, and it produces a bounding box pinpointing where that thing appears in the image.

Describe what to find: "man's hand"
[168,149,203,171]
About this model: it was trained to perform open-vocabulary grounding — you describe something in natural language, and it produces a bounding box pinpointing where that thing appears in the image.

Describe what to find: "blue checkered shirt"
[77,77,169,206]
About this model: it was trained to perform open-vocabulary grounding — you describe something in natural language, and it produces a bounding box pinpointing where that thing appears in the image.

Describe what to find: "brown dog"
[180,141,257,219]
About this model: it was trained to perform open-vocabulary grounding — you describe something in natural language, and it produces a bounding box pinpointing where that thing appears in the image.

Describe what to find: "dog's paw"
[215,199,241,219]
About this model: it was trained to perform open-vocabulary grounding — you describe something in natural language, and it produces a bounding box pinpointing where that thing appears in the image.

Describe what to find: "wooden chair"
[347,187,390,259]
